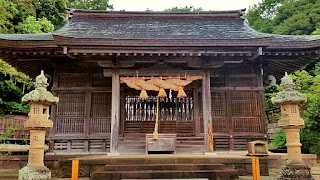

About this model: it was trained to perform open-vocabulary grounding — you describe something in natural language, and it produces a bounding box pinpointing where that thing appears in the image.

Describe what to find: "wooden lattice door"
[124,91,194,134]
[199,91,228,134]
[56,92,86,135]
[90,92,111,134]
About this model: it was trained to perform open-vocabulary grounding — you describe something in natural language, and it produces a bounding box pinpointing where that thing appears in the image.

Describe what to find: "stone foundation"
[277,160,314,180]
[18,166,51,180]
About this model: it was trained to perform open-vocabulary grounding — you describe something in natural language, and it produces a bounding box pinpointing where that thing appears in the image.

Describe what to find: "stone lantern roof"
[22,70,59,105]
[271,72,307,105]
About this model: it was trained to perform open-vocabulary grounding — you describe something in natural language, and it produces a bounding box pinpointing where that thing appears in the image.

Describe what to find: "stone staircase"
[91,157,239,180]
[119,133,205,154]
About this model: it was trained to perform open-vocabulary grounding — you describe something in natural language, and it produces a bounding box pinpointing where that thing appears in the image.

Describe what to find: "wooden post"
[110,70,120,154]
[193,88,200,136]
[255,157,260,180]
[251,156,257,180]
[72,159,79,180]
[202,70,213,153]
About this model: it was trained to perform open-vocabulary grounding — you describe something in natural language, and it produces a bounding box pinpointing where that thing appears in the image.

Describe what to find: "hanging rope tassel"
[207,123,214,152]
[158,88,167,98]
[153,97,159,139]
[139,89,148,99]
[177,86,187,98]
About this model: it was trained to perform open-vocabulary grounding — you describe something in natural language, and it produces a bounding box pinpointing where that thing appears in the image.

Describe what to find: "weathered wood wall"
[198,64,266,151]
[50,64,112,154]
[49,61,266,153]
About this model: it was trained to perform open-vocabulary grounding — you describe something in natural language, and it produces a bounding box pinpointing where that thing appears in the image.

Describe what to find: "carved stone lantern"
[271,72,313,180]
[18,71,59,180]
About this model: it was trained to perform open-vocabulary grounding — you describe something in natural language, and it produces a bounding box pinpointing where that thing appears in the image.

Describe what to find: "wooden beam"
[110,70,120,154]
[104,69,203,77]
[202,70,213,153]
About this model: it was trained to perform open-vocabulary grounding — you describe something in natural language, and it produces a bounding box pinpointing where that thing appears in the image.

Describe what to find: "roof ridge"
[68,9,245,19]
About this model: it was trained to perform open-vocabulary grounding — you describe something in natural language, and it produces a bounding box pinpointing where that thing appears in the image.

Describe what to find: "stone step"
[91,169,238,180]
[0,169,19,179]
[105,164,226,171]
[77,157,242,165]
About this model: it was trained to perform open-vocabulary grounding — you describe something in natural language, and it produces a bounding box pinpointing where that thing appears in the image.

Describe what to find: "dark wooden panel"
[177,121,194,134]
[56,117,85,134]
[57,93,86,116]
[233,117,261,133]
[92,69,112,87]
[90,118,111,134]
[90,92,112,134]
[59,73,89,87]
[124,92,194,134]
[233,138,248,150]
[212,117,228,132]
[160,121,176,133]
[214,138,229,151]
[232,91,260,117]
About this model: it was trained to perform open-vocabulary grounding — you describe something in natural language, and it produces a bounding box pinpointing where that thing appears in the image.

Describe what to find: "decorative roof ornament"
[22,70,59,104]
[271,72,307,105]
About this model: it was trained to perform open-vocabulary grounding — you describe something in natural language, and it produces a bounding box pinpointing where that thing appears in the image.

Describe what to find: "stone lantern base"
[18,166,51,180]
[278,160,314,180]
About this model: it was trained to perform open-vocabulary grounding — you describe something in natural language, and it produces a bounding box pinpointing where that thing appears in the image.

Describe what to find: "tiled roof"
[0,33,53,40]
[52,12,269,39]
[0,9,319,45]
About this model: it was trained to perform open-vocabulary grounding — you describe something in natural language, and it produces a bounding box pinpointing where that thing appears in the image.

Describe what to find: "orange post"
[251,156,257,180]
[72,159,79,180]
[255,157,260,180]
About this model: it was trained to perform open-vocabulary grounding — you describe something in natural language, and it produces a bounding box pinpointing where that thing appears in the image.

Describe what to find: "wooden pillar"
[202,70,213,153]
[193,88,200,136]
[110,70,120,154]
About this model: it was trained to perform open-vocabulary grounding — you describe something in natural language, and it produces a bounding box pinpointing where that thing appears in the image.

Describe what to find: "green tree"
[0,0,66,33]
[245,0,284,33]
[15,16,54,34]
[0,59,32,113]
[246,0,320,35]
[16,16,54,34]
[33,0,67,29]
[66,0,113,10]
[164,6,203,12]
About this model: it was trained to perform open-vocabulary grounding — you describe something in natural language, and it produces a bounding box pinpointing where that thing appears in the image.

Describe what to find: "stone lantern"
[271,72,313,180]
[18,70,59,180]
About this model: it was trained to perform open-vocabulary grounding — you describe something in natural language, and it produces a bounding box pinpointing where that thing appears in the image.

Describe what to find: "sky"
[109,0,263,11]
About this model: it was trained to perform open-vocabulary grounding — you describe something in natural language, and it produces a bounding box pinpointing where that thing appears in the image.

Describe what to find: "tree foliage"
[66,0,113,10]
[0,60,32,113]
[16,16,54,34]
[247,0,320,155]
[0,0,66,33]
[164,6,203,12]
[246,0,320,35]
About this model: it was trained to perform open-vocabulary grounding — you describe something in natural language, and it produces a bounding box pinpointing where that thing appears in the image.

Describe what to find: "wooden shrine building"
[0,9,320,155]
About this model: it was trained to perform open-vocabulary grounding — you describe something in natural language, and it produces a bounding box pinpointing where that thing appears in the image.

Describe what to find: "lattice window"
[90,92,112,134]
[125,95,193,122]
[91,93,111,117]
[57,93,86,116]
[233,117,261,132]
[56,93,86,134]
[211,92,226,116]
[199,91,228,133]
[90,118,111,133]
[232,92,260,117]
[56,117,85,134]
[212,118,228,132]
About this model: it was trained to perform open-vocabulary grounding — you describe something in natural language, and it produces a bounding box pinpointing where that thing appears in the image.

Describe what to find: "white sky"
[109,0,262,11]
